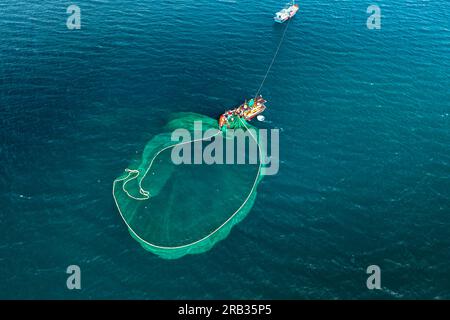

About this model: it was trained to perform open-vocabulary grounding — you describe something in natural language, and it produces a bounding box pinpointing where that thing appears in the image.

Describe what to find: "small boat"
[219,96,267,130]
[274,1,299,23]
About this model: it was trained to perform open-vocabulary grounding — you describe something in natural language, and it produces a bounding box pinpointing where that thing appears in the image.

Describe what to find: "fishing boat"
[274,1,299,23]
[219,96,267,130]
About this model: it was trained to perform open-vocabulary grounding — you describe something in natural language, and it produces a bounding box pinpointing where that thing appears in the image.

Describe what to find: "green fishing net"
[113,113,265,259]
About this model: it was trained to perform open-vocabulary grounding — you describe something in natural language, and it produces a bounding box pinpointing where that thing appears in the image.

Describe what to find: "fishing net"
[113,113,266,259]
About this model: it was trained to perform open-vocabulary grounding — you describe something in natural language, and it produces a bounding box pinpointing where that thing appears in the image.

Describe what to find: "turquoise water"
[1,0,449,299]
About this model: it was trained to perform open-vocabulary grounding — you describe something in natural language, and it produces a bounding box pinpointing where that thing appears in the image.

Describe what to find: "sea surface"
[1,0,449,299]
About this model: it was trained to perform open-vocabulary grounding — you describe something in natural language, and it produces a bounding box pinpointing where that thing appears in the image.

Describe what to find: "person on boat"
[219,114,226,128]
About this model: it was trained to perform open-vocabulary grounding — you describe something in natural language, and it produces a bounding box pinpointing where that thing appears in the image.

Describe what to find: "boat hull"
[218,96,267,129]
[274,18,288,23]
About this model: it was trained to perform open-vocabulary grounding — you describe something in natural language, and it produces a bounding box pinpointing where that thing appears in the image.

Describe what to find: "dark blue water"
[1,0,449,299]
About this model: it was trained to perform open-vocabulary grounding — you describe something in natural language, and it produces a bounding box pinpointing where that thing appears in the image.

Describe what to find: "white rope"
[112,16,292,251]
[112,121,263,250]
[120,130,221,201]
[255,17,292,98]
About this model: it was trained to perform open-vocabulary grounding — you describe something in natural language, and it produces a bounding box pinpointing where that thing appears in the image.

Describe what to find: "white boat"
[274,1,299,23]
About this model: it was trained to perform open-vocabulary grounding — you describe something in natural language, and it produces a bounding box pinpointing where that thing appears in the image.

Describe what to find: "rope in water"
[121,130,221,201]
[113,16,293,250]
[254,17,292,99]
[112,119,263,250]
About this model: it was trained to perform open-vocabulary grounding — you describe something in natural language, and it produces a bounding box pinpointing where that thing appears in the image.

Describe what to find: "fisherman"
[219,114,227,128]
